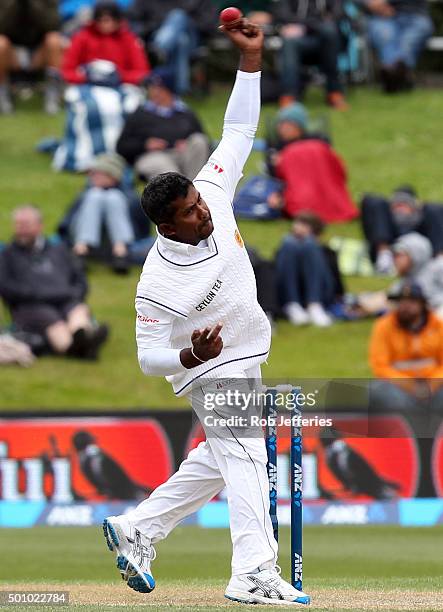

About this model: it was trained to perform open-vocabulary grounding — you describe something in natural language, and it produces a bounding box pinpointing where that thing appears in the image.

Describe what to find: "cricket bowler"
[103,17,310,606]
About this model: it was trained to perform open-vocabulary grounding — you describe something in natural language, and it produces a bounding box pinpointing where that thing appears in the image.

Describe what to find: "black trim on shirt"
[156,236,219,267]
[136,295,188,318]
[174,349,270,395]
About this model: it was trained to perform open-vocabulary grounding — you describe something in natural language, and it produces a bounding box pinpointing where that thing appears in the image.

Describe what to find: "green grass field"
[1,85,443,410]
[1,525,442,610]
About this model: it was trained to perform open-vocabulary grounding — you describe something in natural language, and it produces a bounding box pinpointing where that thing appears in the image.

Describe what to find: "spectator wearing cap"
[266,102,312,175]
[116,67,210,180]
[0,0,64,114]
[361,186,443,275]
[71,153,134,274]
[275,211,345,327]
[266,103,357,222]
[268,103,310,155]
[0,206,108,359]
[369,283,443,412]
[390,233,443,318]
[61,1,150,86]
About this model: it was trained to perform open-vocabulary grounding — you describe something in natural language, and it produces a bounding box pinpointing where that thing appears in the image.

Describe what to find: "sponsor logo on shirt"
[195,279,223,311]
[137,314,160,324]
[234,229,244,248]
[206,160,224,174]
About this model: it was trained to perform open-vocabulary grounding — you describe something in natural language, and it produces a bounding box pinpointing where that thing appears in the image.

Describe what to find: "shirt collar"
[156,229,216,264]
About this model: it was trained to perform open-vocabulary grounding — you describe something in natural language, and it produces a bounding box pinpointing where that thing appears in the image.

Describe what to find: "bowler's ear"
[159,222,177,240]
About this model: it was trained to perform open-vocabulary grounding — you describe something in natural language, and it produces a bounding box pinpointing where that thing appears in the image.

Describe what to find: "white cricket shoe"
[103,515,156,593]
[225,567,310,606]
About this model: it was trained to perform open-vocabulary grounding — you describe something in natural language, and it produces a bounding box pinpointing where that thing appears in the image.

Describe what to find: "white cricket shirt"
[135,70,271,396]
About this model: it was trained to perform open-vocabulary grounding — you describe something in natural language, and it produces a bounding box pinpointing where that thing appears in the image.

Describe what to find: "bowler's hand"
[192,324,223,361]
[180,324,223,369]
[220,18,264,53]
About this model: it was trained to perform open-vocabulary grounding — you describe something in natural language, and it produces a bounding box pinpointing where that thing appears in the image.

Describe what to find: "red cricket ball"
[220,7,242,23]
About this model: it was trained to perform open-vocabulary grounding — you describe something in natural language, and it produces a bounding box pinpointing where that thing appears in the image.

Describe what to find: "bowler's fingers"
[241,22,260,37]
[191,329,202,342]
[206,323,223,341]
[220,18,260,38]
[203,323,223,341]
[214,336,223,351]
[219,17,247,32]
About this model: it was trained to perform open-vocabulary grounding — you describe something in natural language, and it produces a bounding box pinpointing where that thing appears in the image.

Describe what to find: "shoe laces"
[261,565,282,587]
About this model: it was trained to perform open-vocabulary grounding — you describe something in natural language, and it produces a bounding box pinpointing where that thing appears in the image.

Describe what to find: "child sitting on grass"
[71,153,135,274]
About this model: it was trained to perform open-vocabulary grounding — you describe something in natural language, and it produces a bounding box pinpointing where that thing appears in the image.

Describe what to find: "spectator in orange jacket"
[62,1,150,86]
[369,282,443,413]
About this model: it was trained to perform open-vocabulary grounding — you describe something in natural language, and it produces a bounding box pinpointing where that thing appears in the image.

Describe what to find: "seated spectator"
[363,0,433,92]
[129,0,217,94]
[70,153,134,274]
[276,211,344,327]
[117,67,210,180]
[0,206,108,360]
[361,186,443,274]
[0,0,64,114]
[391,233,443,318]
[369,283,443,412]
[61,1,150,87]
[271,0,348,110]
[268,104,357,222]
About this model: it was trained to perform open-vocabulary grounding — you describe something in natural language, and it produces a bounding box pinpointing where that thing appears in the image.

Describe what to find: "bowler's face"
[161,185,214,245]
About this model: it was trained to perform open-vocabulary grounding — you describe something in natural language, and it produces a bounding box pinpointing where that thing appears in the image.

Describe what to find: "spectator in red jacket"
[62,1,150,86]
[267,103,357,223]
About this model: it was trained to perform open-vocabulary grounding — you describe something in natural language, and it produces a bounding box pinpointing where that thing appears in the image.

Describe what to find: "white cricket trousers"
[125,365,278,576]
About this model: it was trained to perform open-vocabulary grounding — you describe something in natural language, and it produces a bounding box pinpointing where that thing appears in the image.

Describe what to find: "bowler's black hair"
[141,172,193,226]
[93,1,123,21]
